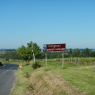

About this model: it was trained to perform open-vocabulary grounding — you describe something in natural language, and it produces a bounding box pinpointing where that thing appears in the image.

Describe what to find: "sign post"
[43,44,66,52]
[45,53,47,69]
[43,43,66,68]
[62,51,64,68]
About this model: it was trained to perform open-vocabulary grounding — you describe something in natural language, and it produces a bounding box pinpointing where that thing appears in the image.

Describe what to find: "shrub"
[32,63,42,69]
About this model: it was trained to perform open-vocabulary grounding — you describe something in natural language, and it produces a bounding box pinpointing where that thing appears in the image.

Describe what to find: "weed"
[62,66,67,69]
[26,63,29,65]
[44,68,51,71]
[25,72,30,78]
[28,83,34,89]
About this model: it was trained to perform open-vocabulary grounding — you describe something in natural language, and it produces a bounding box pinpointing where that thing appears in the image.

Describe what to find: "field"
[0,51,6,54]
[43,62,95,95]
[0,58,95,95]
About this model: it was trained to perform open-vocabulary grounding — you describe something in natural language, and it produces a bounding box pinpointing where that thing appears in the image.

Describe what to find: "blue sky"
[0,0,95,49]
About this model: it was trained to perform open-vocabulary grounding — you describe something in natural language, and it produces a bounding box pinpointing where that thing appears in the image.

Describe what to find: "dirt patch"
[26,67,87,95]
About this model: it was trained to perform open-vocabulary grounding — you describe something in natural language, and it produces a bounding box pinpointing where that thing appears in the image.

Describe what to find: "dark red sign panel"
[43,44,66,52]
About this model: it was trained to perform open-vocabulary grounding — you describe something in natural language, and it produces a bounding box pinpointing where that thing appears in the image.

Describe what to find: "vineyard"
[45,57,95,65]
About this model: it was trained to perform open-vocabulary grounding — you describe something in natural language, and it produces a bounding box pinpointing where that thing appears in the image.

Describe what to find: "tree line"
[68,48,95,57]
[0,41,95,61]
[0,51,20,60]
[0,49,16,51]
[40,48,95,59]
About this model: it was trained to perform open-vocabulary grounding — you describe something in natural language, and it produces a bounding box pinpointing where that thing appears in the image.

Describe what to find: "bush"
[32,63,42,69]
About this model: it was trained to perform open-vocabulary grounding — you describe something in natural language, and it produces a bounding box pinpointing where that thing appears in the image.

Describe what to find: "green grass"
[10,61,33,95]
[40,61,95,95]
[0,51,6,54]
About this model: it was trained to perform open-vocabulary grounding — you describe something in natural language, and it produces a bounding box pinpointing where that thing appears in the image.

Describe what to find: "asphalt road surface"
[0,64,19,95]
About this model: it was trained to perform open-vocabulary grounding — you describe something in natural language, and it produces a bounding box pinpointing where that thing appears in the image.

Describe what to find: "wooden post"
[62,51,64,68]
[71,57,72,63]
[74,57,76,63]
[45,53,47,69]
[90,57,91,64]
[78,57,79,64]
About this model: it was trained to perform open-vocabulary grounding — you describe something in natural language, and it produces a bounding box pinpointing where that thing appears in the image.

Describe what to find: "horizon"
[0,48,95,50]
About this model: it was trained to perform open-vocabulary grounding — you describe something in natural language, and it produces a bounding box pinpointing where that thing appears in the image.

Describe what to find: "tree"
[69,48,72,57]
[17,41,41,62]
[72,48,80,57]
[90,51,95,57]
[84,48,89,57]
[80,51,85,57]
[17,45,29,61]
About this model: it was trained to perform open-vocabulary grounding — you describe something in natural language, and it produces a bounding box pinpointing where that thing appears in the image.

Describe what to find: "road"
[0,64,19,95]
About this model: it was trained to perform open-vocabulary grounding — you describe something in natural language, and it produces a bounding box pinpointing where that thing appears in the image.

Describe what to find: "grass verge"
[10,62,33,95]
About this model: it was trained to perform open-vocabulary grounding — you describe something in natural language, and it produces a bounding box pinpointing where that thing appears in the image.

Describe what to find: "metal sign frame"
[43,43,66,68]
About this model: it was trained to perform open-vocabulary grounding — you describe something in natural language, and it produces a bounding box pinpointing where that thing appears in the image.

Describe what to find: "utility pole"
[32,43,35,64]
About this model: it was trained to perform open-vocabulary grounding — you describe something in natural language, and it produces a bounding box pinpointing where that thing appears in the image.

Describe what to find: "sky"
[0,0,95,49]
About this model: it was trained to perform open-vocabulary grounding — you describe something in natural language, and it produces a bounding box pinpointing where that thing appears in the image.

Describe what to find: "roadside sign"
[43,43,66,52]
